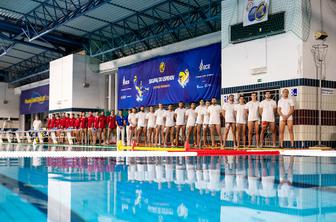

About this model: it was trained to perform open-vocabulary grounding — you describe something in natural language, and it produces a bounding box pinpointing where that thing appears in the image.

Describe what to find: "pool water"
[0,148,335,221]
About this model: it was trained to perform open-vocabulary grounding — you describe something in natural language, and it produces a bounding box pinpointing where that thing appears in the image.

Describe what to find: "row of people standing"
[47,111,117,145]
[118,89,294,148]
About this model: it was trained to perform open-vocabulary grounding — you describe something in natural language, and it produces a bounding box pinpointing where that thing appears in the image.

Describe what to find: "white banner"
[243,0,269,27]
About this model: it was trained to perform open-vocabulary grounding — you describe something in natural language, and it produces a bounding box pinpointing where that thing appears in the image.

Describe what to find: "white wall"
[222,32,303,88]
[0,82,19,118]
[49,54,105,111]
[220,0,308,88]
[72,54,105,110]
[302,0,336,81]
[49,55,73,110]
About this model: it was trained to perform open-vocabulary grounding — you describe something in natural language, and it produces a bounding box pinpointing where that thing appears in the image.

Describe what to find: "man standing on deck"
[175,102,187,146]
[208,98,223,148]
[278,89,295,148]
[223,94,237,148]
[259,91,277,147]
[245,92,260,148]
[116,110,125,146]
[87,111,95,145]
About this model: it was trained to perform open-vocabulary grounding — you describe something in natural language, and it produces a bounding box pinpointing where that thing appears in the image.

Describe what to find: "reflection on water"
[0,151,336,221]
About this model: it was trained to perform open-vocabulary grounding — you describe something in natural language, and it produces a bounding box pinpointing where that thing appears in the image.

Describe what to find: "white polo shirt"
[128,113,137,127]
[136,112,147,127]
[33,120,42,130]
[146,112,156,128]
[259,99,277,122]
[175,108,186,125]
[278,98,295,121]
[234,104,247,124]
[164,110,175,127]
[223,102,236,123]
[207,104,222,125]
[245,101,260,122]
[203,107,210,125]
[155,109,166,126]
[195,105,206,124]
[186,109,197,127]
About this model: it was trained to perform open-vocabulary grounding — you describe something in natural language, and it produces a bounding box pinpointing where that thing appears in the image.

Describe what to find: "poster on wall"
[20,85,49,115]
[117,43,221,109]
[243,0,269,27]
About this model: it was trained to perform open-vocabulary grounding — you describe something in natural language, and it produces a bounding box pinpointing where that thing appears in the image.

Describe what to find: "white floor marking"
[0,151,197,158]
[280,150,336,157]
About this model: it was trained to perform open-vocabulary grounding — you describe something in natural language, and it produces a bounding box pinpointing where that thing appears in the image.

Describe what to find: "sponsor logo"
[159,62,165,73]
[199,60,210,71]
[122,76,130,85]
[134,75,149,102]
[178,69,190,88]
[248,0,268,22]
[24,91,49,109]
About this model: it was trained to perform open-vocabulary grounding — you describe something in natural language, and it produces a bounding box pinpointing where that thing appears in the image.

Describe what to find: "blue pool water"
[0,147,335,221]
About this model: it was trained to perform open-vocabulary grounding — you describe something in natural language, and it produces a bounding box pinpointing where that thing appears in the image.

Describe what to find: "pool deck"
[0,142,335,157]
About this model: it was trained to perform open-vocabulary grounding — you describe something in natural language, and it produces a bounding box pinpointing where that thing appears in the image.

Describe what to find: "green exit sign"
[257,78,262,83]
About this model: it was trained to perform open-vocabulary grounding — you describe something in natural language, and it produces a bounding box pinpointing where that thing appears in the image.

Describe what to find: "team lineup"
[44,89,294,148]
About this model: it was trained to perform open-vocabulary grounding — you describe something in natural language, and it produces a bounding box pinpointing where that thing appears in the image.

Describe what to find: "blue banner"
[20,85,49,114]
[118,43,221,109]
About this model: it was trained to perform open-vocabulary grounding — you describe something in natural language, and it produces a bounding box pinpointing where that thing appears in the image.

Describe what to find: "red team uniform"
[98,115,107,129]
[107,116,116,129]
[87,114,95,128]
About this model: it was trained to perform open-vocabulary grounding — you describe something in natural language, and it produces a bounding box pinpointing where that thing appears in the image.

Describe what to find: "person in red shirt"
[64,113,70,129]
[50,114,56,129]
[98,111,107,145]
[75,114,81,144]
[87,111,95,145]
[107,110,116,144]
[79,112,88,144]
[93,112,99,145]
[47,115,52,130]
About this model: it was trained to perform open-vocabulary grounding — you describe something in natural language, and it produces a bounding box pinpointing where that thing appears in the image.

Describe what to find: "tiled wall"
[221,78,336,148]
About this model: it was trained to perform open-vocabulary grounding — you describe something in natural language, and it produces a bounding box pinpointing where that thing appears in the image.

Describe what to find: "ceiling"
[0,0,222,86]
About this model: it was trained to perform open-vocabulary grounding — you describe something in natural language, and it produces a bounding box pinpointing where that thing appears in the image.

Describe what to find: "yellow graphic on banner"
[24,96,48,105]
[159,62,165,73]
[178,69,190,88]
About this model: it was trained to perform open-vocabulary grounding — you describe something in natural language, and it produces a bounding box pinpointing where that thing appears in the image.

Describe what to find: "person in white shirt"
[128,108,137,145]
[175,102,186,146]
[136,106,147,145]
[202,101,211,147]
[195,100,205,148]
[259,91,277,147]
[155,103,166,146]
[186,103,197,145]
[146,106,156,146]
[208,98,223,147]
[33,115,42,131]
[223,95,237,147]
[245,92,260,148]
[164,105,175,147]
[234,95,247,148]
[277,89,295,148]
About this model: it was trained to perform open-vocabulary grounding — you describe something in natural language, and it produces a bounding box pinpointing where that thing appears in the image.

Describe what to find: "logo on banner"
[122,76,130,85]
[159,62,165,73]
[134,75,149,102]
[199,60,211,71]
[24,91,49,109]
[178,69,190,88]
[243,0,269,26]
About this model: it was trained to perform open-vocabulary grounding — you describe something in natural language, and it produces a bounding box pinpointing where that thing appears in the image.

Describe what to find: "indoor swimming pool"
[0,145,335,222]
